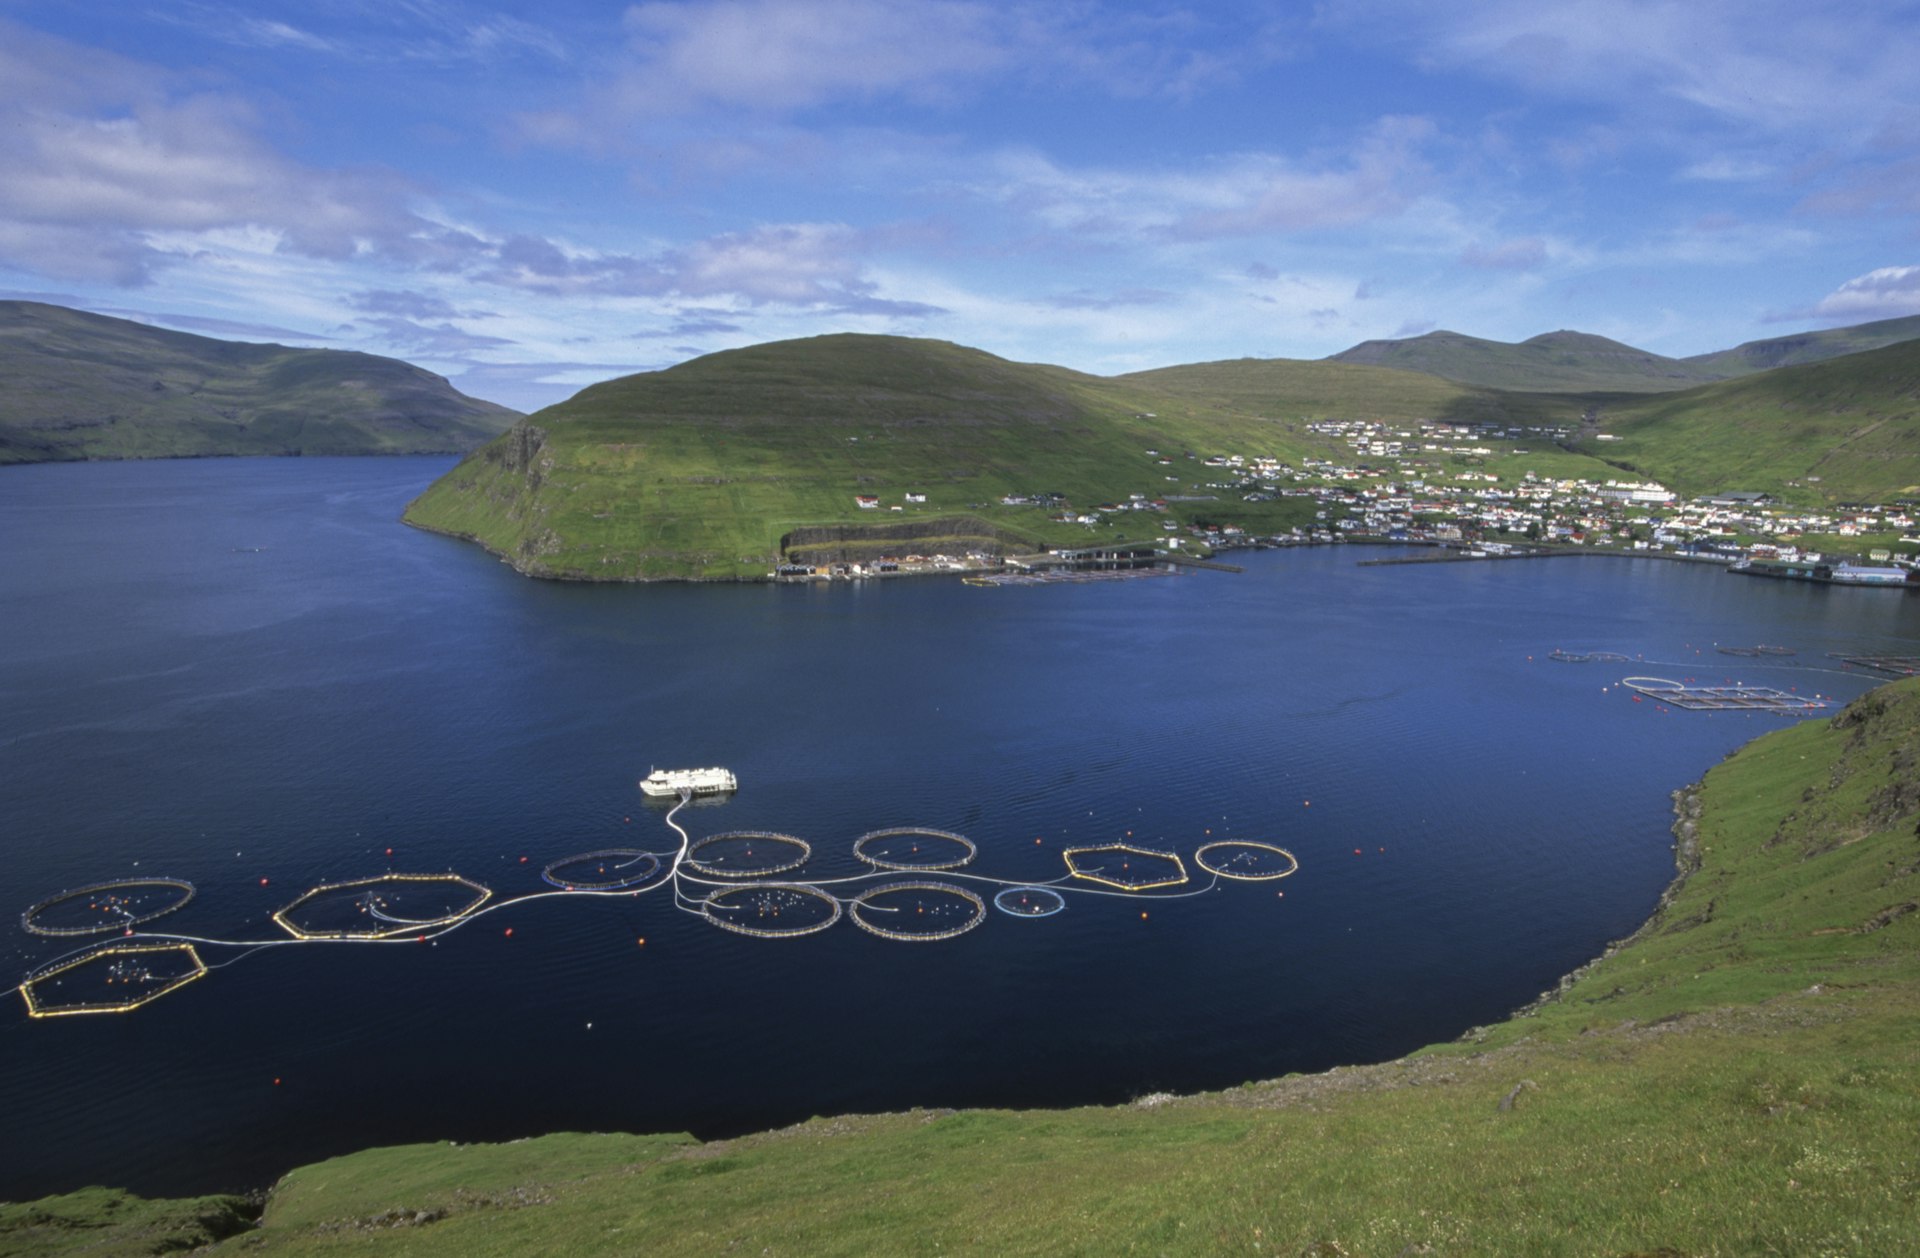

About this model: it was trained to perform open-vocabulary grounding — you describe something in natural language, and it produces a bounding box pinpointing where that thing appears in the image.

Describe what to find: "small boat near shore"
[639,766,739,798]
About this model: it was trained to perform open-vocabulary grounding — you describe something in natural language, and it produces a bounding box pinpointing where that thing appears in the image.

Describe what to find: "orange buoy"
[636,937,646,947]
[504,927,514,937]
[1140,911,1149,920]
[259,877,269,886]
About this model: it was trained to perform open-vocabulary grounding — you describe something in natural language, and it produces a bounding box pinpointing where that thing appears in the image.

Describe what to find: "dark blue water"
[2,458,1914,1199]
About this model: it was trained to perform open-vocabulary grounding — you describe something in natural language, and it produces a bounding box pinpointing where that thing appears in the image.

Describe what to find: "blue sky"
[3,1,1918,411]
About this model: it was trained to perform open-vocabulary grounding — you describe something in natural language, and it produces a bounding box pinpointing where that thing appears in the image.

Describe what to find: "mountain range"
[0,301,518,463]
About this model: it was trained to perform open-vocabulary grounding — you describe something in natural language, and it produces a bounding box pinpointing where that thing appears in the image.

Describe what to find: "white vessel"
[639,766,738,798]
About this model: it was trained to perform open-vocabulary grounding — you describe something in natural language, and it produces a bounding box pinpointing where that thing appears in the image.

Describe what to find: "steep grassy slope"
[1686,314,1920,377]
[1581,338,1920,499]
[14,677,1915,1256]
[403,337,1352,580]
[1325,329,1726,392]
[0,302,518,463]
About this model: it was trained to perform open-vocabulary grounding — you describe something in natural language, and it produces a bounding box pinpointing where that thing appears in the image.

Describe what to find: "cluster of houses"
[836,416,1915,572]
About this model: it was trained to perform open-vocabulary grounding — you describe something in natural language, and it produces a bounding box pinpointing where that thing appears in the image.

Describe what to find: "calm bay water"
[2,457,1915,1198]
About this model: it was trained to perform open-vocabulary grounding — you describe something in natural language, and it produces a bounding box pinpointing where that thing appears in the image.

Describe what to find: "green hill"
[404,335,1637,580]
[0,302,519,463]
[1325,328,1725,392]
[14,677,1917,1256]
[1685,314,1920,377]
[1580,338,1920,499]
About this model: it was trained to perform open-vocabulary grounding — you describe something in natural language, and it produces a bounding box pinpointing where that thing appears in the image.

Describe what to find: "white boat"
[639,766,738,798]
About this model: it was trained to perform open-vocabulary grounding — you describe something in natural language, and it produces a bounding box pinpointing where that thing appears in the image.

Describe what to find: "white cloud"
[1678,155,1773,182]
[616,0,1006,113]
[1332,1,1920,142]
[1459,236,1548,271]
[0,20,442,285]
[974,116,1437,243]
[1810,266,1920,321]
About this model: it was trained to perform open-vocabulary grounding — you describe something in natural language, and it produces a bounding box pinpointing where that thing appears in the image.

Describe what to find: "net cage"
[1060,843,1189,891]
[20,941,207,1018]
[992,885,1067,919]
[1622,678,1827,713]
[851,828,978,872]
[541,849,664,891]
[21,878,196,937]
[272,873,492,940]
[683,832,812,879]
[848,881,987,941]
[1193,841,1301,881]
[700,882,841,938]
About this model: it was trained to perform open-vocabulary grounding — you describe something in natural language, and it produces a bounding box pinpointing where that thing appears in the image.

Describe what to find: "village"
[782,417,1919,581]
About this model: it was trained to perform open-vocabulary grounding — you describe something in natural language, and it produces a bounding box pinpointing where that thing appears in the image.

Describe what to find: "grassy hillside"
[405,335,1641,580]
[13,677,1916,1256]
[1686,314,1920,377]
[1325,329,1726,392]
[0,302,519,463]
[404,337,1297,580]
[1580,338,1920,499]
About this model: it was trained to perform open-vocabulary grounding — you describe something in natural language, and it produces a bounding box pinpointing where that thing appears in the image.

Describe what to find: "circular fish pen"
[683,832,812,879]
[272,873,492,940]
[19,942,208,1018]
[849,881,986,941]
[1194,841,1300,881]
[700,882,841,938]
[541,850,664,891]
[851,827,978,872]
[993,886,1067,919]
[21,878,196,937]
[1060,843,1189,891]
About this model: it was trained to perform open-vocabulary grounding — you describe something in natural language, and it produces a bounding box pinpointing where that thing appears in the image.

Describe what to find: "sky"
[3,0,1918,412]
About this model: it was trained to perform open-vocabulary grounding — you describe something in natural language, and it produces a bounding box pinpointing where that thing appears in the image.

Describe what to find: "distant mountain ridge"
[1329,317,1920,393]
[0,302,519,464]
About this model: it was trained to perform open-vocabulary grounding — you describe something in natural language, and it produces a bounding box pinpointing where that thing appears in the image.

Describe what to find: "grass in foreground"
[12,679,1915,1256]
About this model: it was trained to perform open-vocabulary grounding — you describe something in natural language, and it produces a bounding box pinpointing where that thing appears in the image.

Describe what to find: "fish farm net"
[848,881,986,941]
[541,850,664,891]
[851,827,978,871]
[272,873,492,940]
[21,878,196,937]
[683,832,812,879]
[1717,644,1796,657]
[700,882,841,938]
[1061,843,1189,891]
[1622,678,1828,713]
[1833,655,1920,676]
[20,942,207,1018]
[993,886,1067,918]
[1194,841,1300,881]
